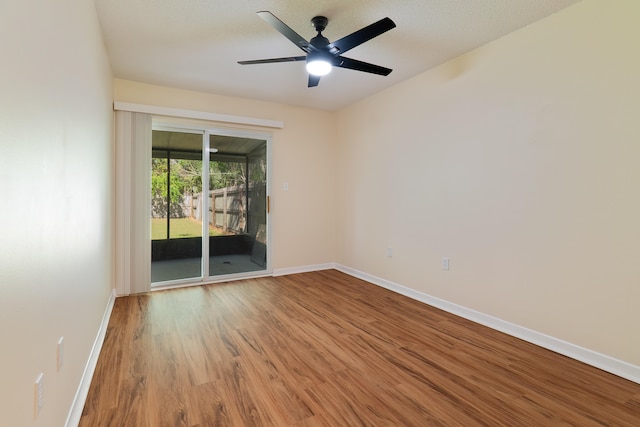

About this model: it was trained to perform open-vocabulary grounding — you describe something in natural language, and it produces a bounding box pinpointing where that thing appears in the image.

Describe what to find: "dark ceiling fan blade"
[257,11,312,53]
[308,74,321,87]
[238,56,306,65]
[333,56,392,76]
[329,17,396,55]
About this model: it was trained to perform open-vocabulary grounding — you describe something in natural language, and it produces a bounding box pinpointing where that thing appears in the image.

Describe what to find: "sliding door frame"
[151,120,273,290]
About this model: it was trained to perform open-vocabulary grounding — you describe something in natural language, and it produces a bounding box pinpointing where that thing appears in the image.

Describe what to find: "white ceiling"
[95,0,581,111]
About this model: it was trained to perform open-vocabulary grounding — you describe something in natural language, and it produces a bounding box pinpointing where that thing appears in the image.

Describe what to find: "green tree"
[151,158,203,218]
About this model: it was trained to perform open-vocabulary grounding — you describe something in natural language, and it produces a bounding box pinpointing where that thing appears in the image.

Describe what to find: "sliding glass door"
[150,125,270,287]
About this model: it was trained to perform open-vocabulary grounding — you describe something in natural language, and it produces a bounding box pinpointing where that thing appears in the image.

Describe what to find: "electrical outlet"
[34,373,43,419]
[442,257,450,270]
[57,337,64,371]
[386,247,393,257]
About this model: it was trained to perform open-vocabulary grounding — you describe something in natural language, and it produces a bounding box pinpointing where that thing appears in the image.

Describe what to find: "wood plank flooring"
[80,270,640,426]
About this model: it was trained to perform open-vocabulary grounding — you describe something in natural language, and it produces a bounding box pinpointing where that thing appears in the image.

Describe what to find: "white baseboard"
[65,289,117,427]
[273,263,336,277]
[334,264,640,385]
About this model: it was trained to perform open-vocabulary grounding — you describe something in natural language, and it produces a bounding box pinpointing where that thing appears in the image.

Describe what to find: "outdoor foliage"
[151,156,252,218]
[151,158,203,218]
[209,160,247,189]
[151,151,265,238]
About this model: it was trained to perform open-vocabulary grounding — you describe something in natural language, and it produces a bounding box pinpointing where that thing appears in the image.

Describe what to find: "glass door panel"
[208,134,268,276]
[150,130,204,284]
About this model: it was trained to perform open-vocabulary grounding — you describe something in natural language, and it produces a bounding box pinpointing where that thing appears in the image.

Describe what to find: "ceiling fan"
[238,11,396,87]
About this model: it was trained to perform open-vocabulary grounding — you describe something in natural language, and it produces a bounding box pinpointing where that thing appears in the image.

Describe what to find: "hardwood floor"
[80,270,640,426]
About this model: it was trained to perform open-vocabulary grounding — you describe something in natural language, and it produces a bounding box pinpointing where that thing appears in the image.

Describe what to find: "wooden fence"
[155,183,265,236]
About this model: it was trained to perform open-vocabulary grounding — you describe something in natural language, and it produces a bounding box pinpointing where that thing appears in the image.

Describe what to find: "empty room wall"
[0,0,114,425]
[336,0,640,369]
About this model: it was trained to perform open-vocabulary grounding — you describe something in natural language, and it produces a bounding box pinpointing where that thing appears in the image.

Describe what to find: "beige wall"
[336,0,640,366]
[0,0,114,425]
[115,79,338,271]
[2,0,637,424]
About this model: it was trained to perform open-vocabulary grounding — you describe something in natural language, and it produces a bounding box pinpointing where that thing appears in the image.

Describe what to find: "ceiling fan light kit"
[306,59,332,76]
[238,11,396,87]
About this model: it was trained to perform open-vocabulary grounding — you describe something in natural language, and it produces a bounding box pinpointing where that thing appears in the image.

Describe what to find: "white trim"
[273,263,336,277]
[201,131,211,279]
[265,133,274,275]
[334,264,640,385]
[65,290,117,427]
[153,123,204,134]
[114,102,284,129]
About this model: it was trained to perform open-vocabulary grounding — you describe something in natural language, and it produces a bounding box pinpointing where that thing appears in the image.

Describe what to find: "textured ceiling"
[95,0,581,111]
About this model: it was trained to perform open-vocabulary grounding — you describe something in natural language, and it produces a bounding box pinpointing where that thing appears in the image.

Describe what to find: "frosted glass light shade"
[306,60,332,76]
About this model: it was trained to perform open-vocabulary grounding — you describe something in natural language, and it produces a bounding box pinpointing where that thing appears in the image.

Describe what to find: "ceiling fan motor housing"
[310,35,330,50]
[311,16,328,33]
